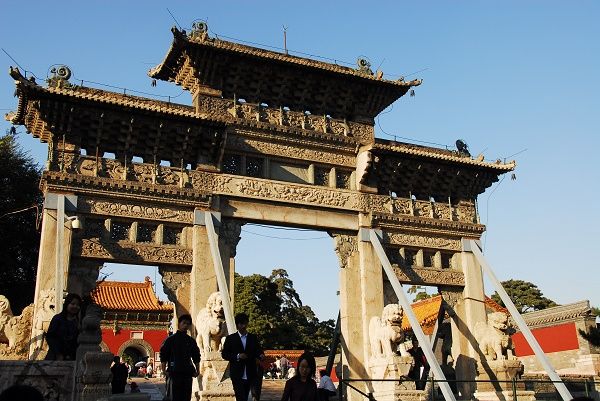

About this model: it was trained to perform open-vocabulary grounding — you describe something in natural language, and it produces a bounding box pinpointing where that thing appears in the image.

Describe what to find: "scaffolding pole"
[467,239,572,401]
[367,229,457,401]
[205,211,236,334]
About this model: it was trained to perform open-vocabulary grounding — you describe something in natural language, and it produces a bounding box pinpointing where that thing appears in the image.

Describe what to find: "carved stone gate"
[7,23,515,400]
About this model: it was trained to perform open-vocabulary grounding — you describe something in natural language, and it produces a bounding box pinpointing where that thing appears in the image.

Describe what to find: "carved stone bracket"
[392,266,465,287]
[75,238,192,266]
[159,268,191,305]
[219,219,244,257]
[332,234,358,269]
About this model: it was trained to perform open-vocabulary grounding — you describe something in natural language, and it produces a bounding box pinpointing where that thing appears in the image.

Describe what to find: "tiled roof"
[91,277,173,312]
[403,295,507,334]
[373,139,516,171]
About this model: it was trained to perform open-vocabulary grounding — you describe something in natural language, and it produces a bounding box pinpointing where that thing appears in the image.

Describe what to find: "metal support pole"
[325,312,341,375]
[204,211,236,334]
[467,239,572,401]
[367,229,456,401]
[55,194,65,313]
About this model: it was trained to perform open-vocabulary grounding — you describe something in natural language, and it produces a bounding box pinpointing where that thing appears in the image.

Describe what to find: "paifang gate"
[7,23,514,401]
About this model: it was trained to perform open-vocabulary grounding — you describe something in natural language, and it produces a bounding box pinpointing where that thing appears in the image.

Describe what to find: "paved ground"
[126,378,289,401]
[130,377,166,400]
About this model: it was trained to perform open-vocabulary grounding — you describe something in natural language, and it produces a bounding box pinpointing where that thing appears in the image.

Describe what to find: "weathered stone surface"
[0,360,75,401]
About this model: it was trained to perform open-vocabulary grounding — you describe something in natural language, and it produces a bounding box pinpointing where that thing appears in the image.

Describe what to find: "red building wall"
[512,322,579,356]
[102,328,170,357]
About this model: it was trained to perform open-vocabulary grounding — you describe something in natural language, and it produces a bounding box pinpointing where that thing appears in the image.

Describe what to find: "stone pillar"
[452,248,487,399]
[29,194,77,359]
[335,227,384,401]
[191,221,217,332]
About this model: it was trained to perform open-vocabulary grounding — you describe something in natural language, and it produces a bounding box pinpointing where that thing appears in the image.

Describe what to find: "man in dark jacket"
[160,314,201,401]
[222,313,265,401]
[110,355,128,394]
[408,338,430,390]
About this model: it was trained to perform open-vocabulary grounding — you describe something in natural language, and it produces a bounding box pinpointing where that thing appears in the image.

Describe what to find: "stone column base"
[368,355,421,401]
[197,351,236,401]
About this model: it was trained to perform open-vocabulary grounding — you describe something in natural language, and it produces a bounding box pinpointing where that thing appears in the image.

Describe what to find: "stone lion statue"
[369,303,405,359]
[474,312,515,361]
[196,292,227,354]
[0,295,14,343]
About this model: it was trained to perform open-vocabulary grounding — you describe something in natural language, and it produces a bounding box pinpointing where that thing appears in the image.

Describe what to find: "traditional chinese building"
[91,277,172,369]
[512,300,599,375]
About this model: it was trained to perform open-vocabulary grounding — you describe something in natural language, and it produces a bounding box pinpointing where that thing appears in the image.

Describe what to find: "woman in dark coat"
[281,353,318,401]
[45,293,82,360]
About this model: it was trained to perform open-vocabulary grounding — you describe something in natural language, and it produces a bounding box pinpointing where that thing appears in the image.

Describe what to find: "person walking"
[111,356,129,394]
[222,313,265,401]
[160,314,201,401]
[317,369,337,401]
[281,352,318,401]
[408,338,430,390]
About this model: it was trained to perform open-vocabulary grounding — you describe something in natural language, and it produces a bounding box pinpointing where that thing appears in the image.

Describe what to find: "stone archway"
[117,338,154,360]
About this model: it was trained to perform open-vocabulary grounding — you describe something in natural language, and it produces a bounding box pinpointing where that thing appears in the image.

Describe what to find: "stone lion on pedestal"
[369,303,405,359]
[474,311,515,361]
[196,292,227,354]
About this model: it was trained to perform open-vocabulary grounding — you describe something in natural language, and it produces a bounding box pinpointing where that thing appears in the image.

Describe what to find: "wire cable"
[241,228,329,241]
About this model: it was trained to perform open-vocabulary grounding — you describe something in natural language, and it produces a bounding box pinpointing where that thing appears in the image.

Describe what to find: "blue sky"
[1,2,598,321]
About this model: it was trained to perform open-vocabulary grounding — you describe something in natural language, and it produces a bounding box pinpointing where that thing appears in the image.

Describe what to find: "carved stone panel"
[79,197,194,223]
[227,135,355,167]
[392,265,465,287]
[75,238,192,266]
[385,232,462,251]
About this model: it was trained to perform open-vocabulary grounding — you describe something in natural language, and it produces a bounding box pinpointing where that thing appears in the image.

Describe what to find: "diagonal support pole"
[467,239,572,401]
[367,229,457,401]
[204,211,236,334]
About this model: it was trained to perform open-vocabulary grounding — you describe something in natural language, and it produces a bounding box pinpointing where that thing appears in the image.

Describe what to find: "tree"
[233,269,335,355]
[0,131,42,313]
[233,273,281,348]
[407,285,433,302]
[491,279,557,313]
[269,268,302,309]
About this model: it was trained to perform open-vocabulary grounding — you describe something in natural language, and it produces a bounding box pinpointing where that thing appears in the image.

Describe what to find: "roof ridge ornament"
[190,20,211,42]
[356,57,374,76]
[47,64,73,90]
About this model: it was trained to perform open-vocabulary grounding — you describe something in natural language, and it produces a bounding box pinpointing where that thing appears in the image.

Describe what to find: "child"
[129,381,141,393]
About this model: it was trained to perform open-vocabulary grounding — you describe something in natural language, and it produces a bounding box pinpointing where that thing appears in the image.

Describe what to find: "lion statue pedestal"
[369,355,427,401]
[474,360,535,401]
[473,312,535,401]
[196,351,235,401]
